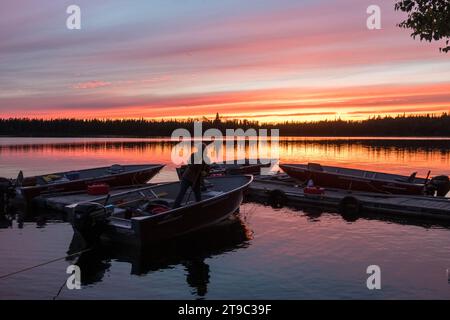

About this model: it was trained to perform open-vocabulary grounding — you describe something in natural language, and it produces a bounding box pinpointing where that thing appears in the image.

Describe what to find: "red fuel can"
[304,186,325,195]
[87,183,110,195]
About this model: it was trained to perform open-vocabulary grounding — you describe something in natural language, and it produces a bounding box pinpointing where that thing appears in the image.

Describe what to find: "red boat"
[17,164,164,202]
[279,163,450,196]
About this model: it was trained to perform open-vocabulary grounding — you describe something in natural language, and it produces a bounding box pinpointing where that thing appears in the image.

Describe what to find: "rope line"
[0,247,92,281]
[53,277,68,300]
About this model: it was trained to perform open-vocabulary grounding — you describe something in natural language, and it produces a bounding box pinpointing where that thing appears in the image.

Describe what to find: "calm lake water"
[1,137,450,299]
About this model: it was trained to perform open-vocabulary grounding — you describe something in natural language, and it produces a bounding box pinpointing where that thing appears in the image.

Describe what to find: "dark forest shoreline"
[1,113,450,137]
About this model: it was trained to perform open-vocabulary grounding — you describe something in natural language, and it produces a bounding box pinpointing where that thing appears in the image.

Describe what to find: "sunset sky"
[1,0,449,122]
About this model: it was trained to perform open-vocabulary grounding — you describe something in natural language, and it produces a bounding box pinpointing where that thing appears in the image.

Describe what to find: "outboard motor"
[0,178,16,216]
[72,203,111,244]
[427,175,450,197]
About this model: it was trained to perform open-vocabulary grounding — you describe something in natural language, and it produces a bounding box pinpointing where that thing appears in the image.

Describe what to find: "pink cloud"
[72,81,112,90]
[1,0,450,122]
[71,76,173,90]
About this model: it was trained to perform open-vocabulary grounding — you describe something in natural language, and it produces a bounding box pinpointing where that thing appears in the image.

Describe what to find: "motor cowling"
[0,178,16,215]
[428,175,450,197]
[0,178,15,196]
[72,203,109,244]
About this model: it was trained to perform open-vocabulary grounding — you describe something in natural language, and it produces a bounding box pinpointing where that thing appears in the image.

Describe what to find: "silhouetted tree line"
[1,113,450,137]
[273,113,450,137]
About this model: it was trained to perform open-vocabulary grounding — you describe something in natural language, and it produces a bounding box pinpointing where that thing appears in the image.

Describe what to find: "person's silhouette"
[173,143,210,208]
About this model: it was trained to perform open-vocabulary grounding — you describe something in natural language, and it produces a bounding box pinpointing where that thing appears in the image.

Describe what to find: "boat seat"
[307,163,323,172]
[108,164,125,174]
[126,199,173,217]
[407,172,417,183]
[202,191,225,199]
[361,171,376,178]
[37,175,69,185]
[395,172,417,183]
[153,197,175,206]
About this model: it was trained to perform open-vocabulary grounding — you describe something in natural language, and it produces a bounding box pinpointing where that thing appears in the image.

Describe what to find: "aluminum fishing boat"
[279,163,450,196]
[16,164,164,202]
[68,175,253,246]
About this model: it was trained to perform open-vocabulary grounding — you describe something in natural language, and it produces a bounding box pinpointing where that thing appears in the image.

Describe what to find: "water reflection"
[0,216,13,228]
[278,139,450,177]
[282,202,450,230]
[66,215,252,298]
[1,204,449,299]
[300,207,324,222]
[1,138,449,179]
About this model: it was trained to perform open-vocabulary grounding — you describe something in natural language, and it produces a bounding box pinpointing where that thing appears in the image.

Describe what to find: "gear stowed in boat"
[67,175,253,246]
[279,163,450,196]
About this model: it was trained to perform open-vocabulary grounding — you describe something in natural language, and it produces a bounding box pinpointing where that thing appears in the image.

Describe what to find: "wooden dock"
[246,174,450,221]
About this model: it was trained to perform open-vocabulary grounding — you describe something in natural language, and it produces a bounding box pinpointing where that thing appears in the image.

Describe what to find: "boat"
[16,164,165,202]
[279,163,450,196]
[67,175,253,246]
[176,158,273,179]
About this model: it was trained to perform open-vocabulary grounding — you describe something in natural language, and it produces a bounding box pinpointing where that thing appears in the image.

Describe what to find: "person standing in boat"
[173,143,210,208]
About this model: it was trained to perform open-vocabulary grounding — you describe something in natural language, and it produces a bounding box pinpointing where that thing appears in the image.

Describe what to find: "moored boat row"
[2,159,449,248]
[1,161,256,247]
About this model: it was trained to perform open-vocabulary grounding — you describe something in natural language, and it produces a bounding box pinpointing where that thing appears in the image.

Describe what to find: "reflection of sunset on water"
[1,138,449,181]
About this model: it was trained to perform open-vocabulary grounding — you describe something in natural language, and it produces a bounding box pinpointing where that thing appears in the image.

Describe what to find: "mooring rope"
[53,276,69,300]
[0,247,92,281]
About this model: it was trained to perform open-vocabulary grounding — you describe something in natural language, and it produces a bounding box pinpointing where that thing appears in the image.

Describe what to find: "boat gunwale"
[280,164,426,187]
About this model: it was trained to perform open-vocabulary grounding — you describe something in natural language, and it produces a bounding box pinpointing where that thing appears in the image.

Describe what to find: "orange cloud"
[6,82,448,122]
